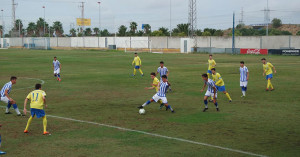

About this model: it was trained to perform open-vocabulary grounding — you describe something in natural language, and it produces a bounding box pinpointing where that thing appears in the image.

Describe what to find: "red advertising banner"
[240,49,268,55]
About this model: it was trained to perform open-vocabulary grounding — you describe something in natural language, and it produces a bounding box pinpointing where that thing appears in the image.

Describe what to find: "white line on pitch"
[14,77,45,91]
[0,107,268,157]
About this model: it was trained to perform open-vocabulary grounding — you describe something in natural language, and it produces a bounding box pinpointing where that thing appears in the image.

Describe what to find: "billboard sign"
[76,18,91,26]
[240,49,268,55]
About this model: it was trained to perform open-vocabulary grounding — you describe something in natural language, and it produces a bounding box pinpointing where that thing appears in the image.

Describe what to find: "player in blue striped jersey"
[138,75,175,113]
[240,61,249,97]
[0,76,22,116]
[201,74,219,112]
[156,61,172,92]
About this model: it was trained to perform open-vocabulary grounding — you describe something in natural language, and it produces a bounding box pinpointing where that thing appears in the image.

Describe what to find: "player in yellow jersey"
[261,58,277,91]
[132,53,144,76]
[207,54,216,79]
[145,72,164,109]
[211,68,232,102]
[23,84,50,135]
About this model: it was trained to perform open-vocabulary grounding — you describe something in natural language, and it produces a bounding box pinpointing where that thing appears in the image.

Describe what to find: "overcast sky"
[1,0,300,34]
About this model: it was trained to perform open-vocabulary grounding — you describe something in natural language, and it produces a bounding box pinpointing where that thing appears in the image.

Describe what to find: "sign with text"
[282,49,300,56]
[240,49,268,55]
[76,18,91,26]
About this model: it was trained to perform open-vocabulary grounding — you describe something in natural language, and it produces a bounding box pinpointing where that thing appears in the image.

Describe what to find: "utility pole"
[169,0,172,37]
[188,0,197,49]
[12,0,17,33]
[232,12,235,54]
[43,6,46,36]
[1,9,4,38]
[263,0,270,36]
[98,2,101,37]
[239,7,244,25]
[79,2,85,34]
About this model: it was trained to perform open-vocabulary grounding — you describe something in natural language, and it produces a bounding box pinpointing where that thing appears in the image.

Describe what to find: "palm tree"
[70,28,76,37]
[52,21,64,37]
[84,28,92,36]
[36,18,48,37]
[158,27,169,36]
[0,25,3,37]
[177,23,190,36]
[93,27,100,36]
[26,22,37,37]
[118,25,127,36]
[129,22,138,35]
[143,24,151,35]
[15,19,23,31]
[101,29,110,36]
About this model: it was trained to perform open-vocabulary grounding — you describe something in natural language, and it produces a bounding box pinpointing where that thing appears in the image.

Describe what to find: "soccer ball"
[139,109,146,115]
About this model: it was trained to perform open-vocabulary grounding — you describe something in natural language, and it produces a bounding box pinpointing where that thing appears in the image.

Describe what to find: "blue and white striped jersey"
[206,79,217,93]
[157,81,169,97]
[0,81,12,97]
[157,66,168,78]
[240,66,249,82]
[53,60,60,70]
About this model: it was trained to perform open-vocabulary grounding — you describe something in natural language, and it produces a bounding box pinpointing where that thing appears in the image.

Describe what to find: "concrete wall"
[4,36,300,49]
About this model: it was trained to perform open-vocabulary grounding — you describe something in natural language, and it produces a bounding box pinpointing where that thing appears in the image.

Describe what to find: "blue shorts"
[135,66,140,69]
[207,70,212,74]
[266,74,273,80]
[216,85,226,92]
[30,108,45,118]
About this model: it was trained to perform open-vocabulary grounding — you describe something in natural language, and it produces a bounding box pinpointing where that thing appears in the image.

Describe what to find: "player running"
[23,84,50,135]
[145,72,165,109]
[207,54,216,79]
[132,53,144,76]
[53,56,62,81]
[240,61,249,97]
[0,76,22,116]
[201,74,219,112]
[156,61,171,92]
[211,68,232,102]
[138,75,175,113]
[261,58,276,91]
[0,124,6,155]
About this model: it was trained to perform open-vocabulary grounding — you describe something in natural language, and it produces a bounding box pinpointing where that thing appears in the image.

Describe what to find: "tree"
[136,30,144,36]
[202,31,211,36]
[26,22,37,37]
[236,23,245,29]
[100,29,110,36]
[36,18,49,37]
[297,31,300,36]
[195,29,202,36]
[272,18,282,28]
[143,24,151,35]
[176,23,189,36]
[213,30,223,36]
[52,21,64,37]
[70,28,76,37]
[15,19,23,32]
[129,22,138,35]
[151,30,164,36]
[0,25,3,37]
[158,27,169,36]
[93,27,100,36]
[84,28,92,36]
[118,25,127,36]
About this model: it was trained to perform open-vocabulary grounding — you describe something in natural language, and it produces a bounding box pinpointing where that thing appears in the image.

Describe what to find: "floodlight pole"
[266,0,269,36]
[43,6,45,37]
[232,12,235,54]
[169,0,172,37]
[98,2,101,37]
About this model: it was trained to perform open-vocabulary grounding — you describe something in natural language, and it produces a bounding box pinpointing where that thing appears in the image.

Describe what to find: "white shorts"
[205,91,217,98]
[0,96,9,104]
[240,81,248,87]
[152,94,168,104]
[54,68,60,74]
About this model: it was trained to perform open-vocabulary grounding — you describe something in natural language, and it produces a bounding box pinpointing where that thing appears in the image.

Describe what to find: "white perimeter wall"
[4,36,300,49]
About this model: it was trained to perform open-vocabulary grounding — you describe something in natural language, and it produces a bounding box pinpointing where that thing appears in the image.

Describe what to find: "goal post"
[124,39,152,53]
[25,37,50,50]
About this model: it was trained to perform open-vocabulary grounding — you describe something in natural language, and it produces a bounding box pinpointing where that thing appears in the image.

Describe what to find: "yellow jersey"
[132,56,142,66]
[26,90,46,110]
[152,77,160,92]
[263,62,274,75]
[208,59,216,70]
[212,73,225,86]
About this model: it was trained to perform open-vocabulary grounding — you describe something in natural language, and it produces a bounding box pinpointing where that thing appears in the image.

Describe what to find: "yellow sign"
[76,18,91,26]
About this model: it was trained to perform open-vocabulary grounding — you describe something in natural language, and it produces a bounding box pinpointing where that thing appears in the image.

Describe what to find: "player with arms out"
[0,124,6,155]
[211,68,232,102]
[201,74,219,112]
[138,75,174,113]
[156,61,171,92]
[261,58,276,91]
[240,61,249,97]
[23,84,50,135]
[144,72,165,109]
[207,54,216,79]
[53,56,62,81]
[0,76,22,116]
[132,53,144,77]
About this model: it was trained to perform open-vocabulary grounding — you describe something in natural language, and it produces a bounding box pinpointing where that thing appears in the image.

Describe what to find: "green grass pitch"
[0,49,299,157]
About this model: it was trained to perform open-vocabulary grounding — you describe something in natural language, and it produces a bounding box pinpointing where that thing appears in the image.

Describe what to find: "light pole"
[169,0,172,37]
[97,2,101,37]
[43,6,45,36]
[1,9,4,38]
